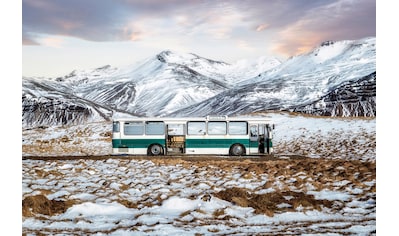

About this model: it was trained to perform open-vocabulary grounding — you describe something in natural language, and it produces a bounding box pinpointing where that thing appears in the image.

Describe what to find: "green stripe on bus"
[249,140,259,148]
[112,138,267,149]
[186,138,250,148]
[112,139,165,148]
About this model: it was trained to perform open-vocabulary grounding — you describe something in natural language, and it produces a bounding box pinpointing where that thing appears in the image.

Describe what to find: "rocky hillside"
[291,72,376,116]
[22,37,376,128]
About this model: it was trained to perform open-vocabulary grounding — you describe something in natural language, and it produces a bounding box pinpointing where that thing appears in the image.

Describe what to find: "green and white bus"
[112,116,274,156]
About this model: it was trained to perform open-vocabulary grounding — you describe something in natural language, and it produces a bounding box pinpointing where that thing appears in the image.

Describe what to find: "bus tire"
[148,144,164,156]
[230,144,245,156]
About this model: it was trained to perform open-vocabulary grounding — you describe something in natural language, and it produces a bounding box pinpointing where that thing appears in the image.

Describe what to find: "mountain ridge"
[22,37,376,128]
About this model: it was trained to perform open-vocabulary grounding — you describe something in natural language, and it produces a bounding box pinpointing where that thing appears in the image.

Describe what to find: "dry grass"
[117,199,138,209]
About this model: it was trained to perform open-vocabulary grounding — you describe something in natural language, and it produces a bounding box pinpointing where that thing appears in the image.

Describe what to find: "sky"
[21,0,376,78]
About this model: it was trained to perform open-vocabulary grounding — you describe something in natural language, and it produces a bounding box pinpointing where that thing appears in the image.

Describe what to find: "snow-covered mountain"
[22,37,375,128]
[22,51,281,127]
[169,37,376,117]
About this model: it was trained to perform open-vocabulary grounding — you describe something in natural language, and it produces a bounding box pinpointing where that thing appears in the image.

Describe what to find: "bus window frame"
[228,121,248,135]
[145,121,165,135]
[113,121,120,133]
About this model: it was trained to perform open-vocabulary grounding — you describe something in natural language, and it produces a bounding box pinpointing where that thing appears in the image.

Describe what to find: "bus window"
[188,121,206,135]
[145,121,164,135]
[124,122,144,135]
[208,121,227,135]
[259,124,265,135]
[113,121,120,132]
[229,121,247,135]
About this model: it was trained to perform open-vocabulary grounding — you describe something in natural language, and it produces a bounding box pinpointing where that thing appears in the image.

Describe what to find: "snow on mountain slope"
[22,50,282,128]
[22,37,375,128]
[170,37,375,117]
[22,77,117,127]
[156,50,282,84]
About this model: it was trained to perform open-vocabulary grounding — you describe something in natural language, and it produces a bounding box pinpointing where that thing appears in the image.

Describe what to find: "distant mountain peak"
[155,50,228,66]
[95,65,112,71]
[320,40,335,47]
[156,50,173,63]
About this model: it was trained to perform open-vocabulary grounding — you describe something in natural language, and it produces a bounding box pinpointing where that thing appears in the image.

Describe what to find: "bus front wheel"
[148,144,164,156]
[230,144,245,156]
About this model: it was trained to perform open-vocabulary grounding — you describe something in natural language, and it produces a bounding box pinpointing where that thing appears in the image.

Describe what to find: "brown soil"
[214,187,334,217]
[22,194,76,217]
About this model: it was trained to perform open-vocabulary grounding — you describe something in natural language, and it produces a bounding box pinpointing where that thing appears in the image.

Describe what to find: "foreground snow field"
[23,157,375,235]
[22,112,376,235]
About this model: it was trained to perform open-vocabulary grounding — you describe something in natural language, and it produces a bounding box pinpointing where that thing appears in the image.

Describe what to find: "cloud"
[22,0,212,44]
[237,0,333,29]
[256,24,269,32]
[22,0,375,59]
[22,0,133,43]
[40,36,65,48]
[22,32,40,45]
[271,0,376,56]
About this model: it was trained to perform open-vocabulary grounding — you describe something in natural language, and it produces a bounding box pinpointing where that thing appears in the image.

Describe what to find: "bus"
[112,116,274,156]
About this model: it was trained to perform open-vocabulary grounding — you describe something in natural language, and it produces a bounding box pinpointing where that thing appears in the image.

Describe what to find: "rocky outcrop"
[290,72,376,117]
[22,94,107,128]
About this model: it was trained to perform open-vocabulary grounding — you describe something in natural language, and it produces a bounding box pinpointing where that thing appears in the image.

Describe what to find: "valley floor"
[22,112,376,161]
[22,112,376,235]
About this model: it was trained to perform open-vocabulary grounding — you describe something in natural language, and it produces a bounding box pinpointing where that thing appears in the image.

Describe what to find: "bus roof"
[112,116,273,123]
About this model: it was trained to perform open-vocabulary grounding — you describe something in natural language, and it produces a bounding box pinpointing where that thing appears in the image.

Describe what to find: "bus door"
[258,124,266,154]
[249,124,259,154]
[166,123,186,154]
[249,124,266,154]
[265,124,273,154]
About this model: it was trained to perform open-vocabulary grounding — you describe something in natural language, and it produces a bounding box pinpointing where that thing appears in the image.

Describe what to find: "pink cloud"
[255,24,269,32]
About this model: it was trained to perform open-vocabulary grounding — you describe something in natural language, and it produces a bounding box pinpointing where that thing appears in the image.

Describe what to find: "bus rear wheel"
[148,144,164,156]
[230,144,245,156]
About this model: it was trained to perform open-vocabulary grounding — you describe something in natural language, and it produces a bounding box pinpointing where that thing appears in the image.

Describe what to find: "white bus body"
[112,116,274,156]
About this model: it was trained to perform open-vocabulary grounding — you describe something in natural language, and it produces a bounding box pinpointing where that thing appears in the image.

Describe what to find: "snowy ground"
[22,112,376,235]
[22,112,376,161]
[22,157,375,235]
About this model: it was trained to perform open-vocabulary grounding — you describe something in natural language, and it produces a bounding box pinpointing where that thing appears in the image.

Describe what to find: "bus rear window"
[113,121,120,132]
[124,122,144,135]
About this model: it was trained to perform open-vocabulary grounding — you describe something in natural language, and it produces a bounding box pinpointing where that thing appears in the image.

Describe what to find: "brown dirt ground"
[22,195,76,217]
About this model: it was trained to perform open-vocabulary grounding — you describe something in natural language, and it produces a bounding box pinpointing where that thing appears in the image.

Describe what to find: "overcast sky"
[22,0,376,77]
